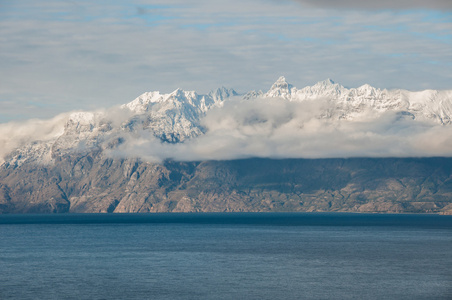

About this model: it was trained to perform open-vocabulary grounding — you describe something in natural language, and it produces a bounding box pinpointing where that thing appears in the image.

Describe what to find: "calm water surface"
[0,213,451,299]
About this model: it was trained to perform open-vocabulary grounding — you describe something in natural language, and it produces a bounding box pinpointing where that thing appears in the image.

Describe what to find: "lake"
[1,213,451,299]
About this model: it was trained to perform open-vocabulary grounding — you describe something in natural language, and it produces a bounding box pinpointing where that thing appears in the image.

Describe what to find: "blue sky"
[0,0,451,122]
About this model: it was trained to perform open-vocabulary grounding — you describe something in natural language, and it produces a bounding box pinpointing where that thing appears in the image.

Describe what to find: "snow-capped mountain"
[260,76,452,123]
[2,86,239,166]
[3,77,452,215]
[121,87,237,143]
[2,77,452,167]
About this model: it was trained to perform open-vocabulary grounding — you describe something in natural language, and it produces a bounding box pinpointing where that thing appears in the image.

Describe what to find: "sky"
[0,0,451,123]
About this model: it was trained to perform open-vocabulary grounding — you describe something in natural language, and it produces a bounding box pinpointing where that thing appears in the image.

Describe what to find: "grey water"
[0,213,451,300]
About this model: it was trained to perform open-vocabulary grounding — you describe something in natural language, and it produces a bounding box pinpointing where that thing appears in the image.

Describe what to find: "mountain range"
[1,77,452,214]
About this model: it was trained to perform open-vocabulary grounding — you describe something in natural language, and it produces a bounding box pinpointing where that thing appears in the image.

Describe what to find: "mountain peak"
[210,86,238,96]
[308,78,346,93]
[316,78,336,86]
[358,83,374,90]
[209,86,238,102]
[170,88,184,96]
[275,76,288,84]
[266,76,294,98]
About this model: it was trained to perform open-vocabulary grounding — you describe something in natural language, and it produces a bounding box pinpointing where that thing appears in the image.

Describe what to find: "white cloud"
[2,94,452,165]
[0,0,451,123]
[110,97,452,162]
[0,114,67,164]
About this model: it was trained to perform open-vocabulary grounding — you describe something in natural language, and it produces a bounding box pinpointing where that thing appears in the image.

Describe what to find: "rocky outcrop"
[1,156,451,214]
[2,78,452,214]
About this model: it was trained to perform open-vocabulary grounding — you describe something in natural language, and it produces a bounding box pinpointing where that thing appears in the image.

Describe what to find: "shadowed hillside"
[1,156,452,214]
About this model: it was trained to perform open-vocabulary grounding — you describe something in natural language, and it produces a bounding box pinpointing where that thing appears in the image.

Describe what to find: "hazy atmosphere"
[1,0,451,122]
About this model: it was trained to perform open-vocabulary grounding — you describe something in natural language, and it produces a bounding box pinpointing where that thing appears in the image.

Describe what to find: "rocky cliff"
[2,77,452,214]
[1,155,452,214]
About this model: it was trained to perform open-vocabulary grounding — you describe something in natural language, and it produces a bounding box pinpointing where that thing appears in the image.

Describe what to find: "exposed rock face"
[2,78,452,214]
[1,156,451,214]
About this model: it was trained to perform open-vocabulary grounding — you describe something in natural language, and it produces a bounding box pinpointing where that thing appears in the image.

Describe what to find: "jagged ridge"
[2,77,452,214]
[2,77,452,167]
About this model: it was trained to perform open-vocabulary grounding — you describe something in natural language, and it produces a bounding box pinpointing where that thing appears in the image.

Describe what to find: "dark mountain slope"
[1,156,451,214]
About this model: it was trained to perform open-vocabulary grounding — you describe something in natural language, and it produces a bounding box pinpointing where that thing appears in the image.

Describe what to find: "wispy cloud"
[0,0,451,122]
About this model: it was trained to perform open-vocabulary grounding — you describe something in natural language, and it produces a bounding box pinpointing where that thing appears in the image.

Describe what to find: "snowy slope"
[261,76,452,124]
[2,87,238,166]
[2,77,452,166]
[122,87,237,142]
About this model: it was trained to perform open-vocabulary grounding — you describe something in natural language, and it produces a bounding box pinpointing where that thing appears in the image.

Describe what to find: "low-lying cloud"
[2,96,452,165]
[0,106,132,164]
[0,114,67,164]
[111,97,452,162]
